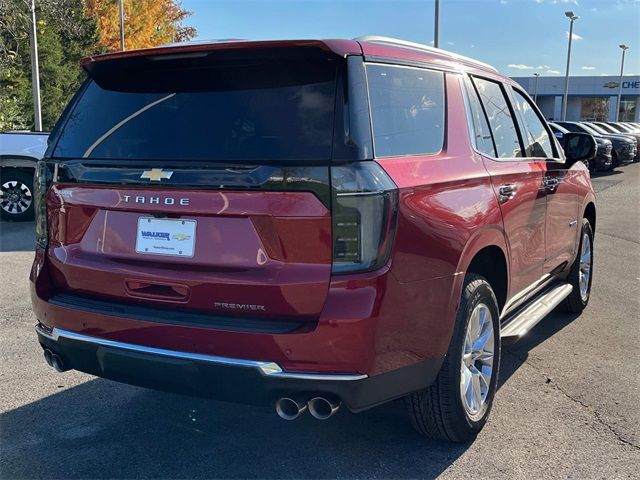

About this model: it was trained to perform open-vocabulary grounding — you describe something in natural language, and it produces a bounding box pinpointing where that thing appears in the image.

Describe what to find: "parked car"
[0,131,48,220]
[585,122,638,163]
[549,122,611,172]
[32,37,597,443]
[556,121,636,167]
[602,123,640,161]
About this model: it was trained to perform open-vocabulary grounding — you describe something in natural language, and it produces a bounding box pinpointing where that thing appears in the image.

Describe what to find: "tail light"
[34,161,51,248]
[331,162,398,274]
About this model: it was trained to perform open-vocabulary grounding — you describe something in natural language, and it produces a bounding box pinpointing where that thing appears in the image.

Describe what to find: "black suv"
[556,122,636,167]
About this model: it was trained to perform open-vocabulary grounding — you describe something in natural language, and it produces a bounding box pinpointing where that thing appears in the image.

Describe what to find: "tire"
[559,218,594,313]
[611,151,619,168]
[0,169,35,221]
[406,274,501,442]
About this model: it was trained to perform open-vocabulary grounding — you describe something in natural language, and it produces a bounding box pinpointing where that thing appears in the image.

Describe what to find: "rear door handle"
[498,184,516,203]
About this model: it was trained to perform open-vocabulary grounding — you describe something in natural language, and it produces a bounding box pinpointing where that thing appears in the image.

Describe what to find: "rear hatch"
[43,44,345,331]
[39,42,397,332]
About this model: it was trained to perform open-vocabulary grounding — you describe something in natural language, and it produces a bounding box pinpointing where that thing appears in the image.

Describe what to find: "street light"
[561,11,579,121]
[434,0,440,48]
[28,0,42,131]
[118,0,125,51]
[533,73,540,104]
[617,44,629,121]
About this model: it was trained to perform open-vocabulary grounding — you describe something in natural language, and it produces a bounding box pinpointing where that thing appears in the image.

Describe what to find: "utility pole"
[28,0,42,131]
[617,44,629,121]
[562,11,579,121]
[434,0,440,48]
[118,0,125,51]
[533,73,540,104]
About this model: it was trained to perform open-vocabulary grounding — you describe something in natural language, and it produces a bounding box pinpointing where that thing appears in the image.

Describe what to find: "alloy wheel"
[460,303,495,420]
[0,180,33,216]
[579,232,592,301]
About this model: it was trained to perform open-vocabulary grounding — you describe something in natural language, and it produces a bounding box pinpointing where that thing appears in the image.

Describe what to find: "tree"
[85,0,196,53]
[0,0,97,130]
[0,0,32,129]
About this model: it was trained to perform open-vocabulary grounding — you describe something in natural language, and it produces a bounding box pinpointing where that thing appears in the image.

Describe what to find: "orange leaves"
[84,0,195,53]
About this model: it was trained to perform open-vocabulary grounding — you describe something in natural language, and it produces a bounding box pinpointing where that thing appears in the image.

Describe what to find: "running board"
[500,283,573,344]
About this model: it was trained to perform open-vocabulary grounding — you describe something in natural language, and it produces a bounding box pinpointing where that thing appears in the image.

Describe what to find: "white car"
[0,131,49,220]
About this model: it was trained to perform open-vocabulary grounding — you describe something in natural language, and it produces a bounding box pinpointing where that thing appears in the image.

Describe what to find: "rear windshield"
[52,57,338,162]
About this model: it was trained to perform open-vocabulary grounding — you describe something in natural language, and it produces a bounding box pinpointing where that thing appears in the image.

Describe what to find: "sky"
[181,0,640,77]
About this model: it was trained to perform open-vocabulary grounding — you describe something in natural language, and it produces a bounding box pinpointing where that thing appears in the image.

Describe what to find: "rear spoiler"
[80,39,362,71]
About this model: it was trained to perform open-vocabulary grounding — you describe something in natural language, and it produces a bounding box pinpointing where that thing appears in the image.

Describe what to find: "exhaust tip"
[43,349,67,372]
[43,349,53,367]
[50,353,66,372]
[308,396,341,420]
[275,397,307,420]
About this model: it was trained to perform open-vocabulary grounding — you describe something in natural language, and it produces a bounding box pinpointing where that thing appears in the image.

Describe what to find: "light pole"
[533,73,540,104]
[617,44,629,121]
[434,0,440,48]
[28,0,42,131]
[561,11,579,121]
[118,0,125,51]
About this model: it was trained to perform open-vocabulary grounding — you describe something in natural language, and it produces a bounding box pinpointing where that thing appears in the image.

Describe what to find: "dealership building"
[512,75,640,122]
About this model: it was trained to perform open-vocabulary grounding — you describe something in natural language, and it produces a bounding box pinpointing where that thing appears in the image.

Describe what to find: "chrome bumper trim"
[35,324,367,381]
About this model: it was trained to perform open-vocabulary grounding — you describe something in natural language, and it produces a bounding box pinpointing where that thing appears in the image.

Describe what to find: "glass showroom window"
[580,97,609,122]
[619,97,637,122]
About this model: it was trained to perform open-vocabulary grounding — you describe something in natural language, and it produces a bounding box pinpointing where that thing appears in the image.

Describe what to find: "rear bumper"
[36,323,443,412]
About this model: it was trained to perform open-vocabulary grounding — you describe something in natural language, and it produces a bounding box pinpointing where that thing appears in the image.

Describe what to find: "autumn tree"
[85,0,196,53]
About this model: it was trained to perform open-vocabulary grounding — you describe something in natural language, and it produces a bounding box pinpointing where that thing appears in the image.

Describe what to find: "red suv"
[31,37,597,442]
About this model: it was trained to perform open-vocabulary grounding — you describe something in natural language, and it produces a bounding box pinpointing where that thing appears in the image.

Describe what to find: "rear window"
[52,57,338,162]
[366,64,444,157]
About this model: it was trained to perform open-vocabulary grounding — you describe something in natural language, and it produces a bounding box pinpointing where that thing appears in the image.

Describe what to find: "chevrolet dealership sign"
[512,75,640,96]
[603,80,640,89]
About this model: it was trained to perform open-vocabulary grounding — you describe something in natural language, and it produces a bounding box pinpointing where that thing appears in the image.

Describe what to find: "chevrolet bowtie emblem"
[140,168,174,181]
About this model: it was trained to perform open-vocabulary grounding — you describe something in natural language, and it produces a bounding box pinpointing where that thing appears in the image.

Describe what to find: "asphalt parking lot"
[1,165,639,479]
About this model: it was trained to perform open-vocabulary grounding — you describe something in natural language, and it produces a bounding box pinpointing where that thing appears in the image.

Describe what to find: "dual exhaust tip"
[43,348,67,372]
[275,395,341,421]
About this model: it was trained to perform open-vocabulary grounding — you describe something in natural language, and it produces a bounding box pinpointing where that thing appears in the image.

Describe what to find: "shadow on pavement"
[591,169,623,178]
[499,311,581,388]
[0,220,35,253]
[1,379,468,479]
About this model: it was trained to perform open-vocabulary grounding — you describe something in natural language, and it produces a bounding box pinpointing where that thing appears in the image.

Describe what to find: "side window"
[462,75,496,157]
[366,64,445,157]
[512,89,556,158]
[472,77,523,159]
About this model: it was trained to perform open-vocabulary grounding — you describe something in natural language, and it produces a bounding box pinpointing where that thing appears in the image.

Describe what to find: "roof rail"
[354,35,498,73]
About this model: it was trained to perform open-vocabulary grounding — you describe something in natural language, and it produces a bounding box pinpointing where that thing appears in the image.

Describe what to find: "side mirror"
[562,132,596,167]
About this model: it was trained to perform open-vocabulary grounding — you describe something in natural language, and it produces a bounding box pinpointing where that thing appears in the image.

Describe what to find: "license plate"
[135,217,196,257]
